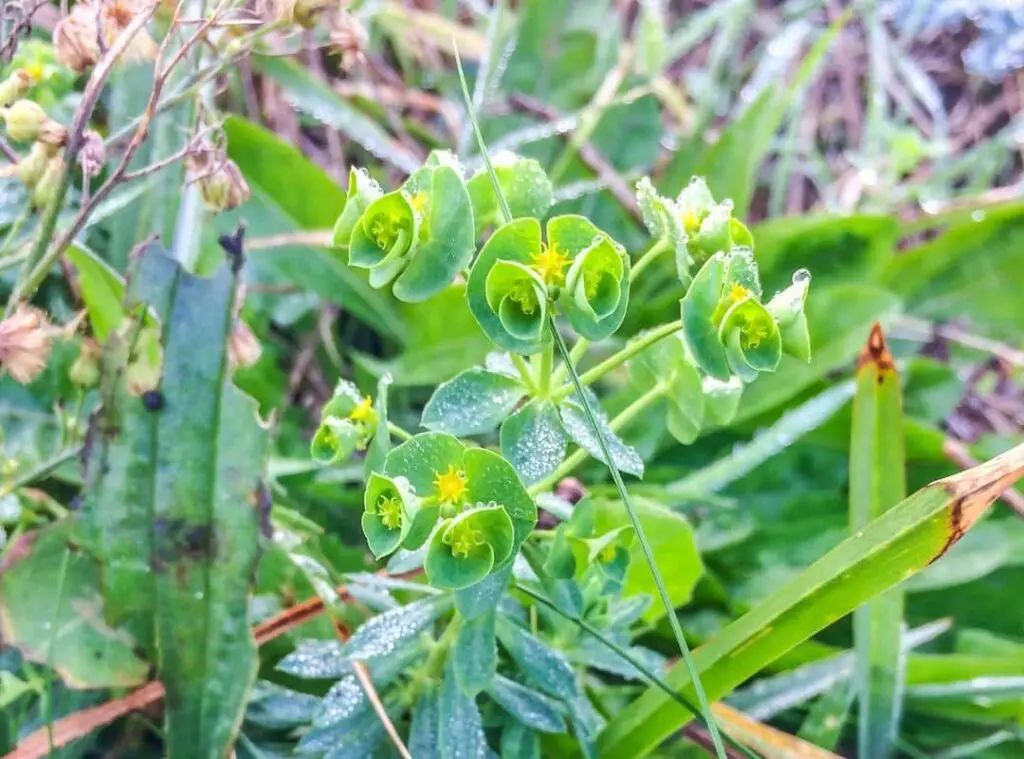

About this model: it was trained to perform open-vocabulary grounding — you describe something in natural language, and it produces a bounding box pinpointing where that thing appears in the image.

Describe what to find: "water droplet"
[792,268,811,284]
[971,210,986,222]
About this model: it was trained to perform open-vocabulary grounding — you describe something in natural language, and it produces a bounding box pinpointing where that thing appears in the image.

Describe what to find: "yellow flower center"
[409,191,428,215]
[740,317,769,349]
[508,280,538,315]
[349,396,375,423]
[682,211,702,235]
[728,283,749,303]
[444,521,482,559]
[530,244,571,287]
[599,543,616,563]
[376,493,403,530]
[25,64,44,83]
[434,465,468,505]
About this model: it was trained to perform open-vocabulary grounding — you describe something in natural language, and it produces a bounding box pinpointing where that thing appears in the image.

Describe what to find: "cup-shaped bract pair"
[681,249,785,382]
[543,500,635,595]
[377,432,537,590]
[467,216,630,353]
[310,379,377,463]
[334,152,476,302]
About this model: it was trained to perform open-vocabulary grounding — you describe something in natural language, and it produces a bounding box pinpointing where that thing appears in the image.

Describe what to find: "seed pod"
[69,339,101,389]
[0,71,34,109]
[2,100,47,142]
[16,142,55,188]
[30,153,65,209]
[227,320,261,368]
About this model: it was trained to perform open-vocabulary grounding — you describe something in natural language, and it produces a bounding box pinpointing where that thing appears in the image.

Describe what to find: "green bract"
[331,167,382,250]
[767,269,813,363]
[630,331,704,445]
[342,151,475,302]
[543,500,635,595]
[381,432,537,589]
[361,473,419,559]
[467,151,554,234]
[635,176,689,286]
[467,216,630,353]
[311,379,377,463]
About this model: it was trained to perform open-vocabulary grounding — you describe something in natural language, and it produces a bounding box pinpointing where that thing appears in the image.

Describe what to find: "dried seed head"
[0,304,56,384]
[331,12,368,71]
[2,100,48,142]
[53,12,101,73]
[228,320,261,368]
[0,71,34,109]
[79,130,106,177]
[187,141,250,213]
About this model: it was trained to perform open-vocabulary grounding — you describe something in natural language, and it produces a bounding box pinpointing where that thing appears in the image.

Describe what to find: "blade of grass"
[850,324,907,758]
[598,441,1024,757]
[454,40,728,759]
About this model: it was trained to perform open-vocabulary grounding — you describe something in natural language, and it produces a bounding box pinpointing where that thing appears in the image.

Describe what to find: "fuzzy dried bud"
[53,12,101,73]
[331,12,368,71]
[187,142,250,213]
[228,320,261,368]
[79,130,106,177]
[37,120,69,148]
[2,100,47,142]
[0,71,34,109]
[0,304,56,384]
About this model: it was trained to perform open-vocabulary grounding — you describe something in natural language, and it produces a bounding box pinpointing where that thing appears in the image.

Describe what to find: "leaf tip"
[856,322,894,374]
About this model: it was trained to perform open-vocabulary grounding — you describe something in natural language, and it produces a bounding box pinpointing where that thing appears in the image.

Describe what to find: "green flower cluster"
[310,379,378,464]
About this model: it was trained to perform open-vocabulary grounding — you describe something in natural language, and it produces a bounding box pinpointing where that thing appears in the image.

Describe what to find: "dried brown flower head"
[53,0,157,73]
[0,304,56,384]
[79,130,106,177]
[186,140,250,213]
[331,12,368,71]
[228,320,261,368]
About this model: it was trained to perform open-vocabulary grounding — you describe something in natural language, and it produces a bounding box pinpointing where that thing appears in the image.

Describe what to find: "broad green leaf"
[453,610,497,696]
[592,496,702,623]
[468,152,554,233]
[73,243,268,758]
[254,56,420,173]
[439,657,488,758]
[496,616,577,701]
[598,443,1024,758]
[560,389,643,477]
[222,117,404,341]
[490,674,566,733]
[394,164,476,302]
[455,563,513,620]
[66,244,125,340]
[719,297,782,376]
[0,522,148,688]
[500,400,567,485]
[630,331,704,444]
[463,447,539,552]
[467,218,548,354]
[409,685,441,759]
[851,325,907,759]
[384,432,466,498]
[422,368,526,436]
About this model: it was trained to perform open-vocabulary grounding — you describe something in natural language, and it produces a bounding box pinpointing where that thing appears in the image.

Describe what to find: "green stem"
[387,422,413,443]
[538,343,553,396]
[629,237,670,282]
[510,352,536,392]
[529,381,665,496]
[547,318,727,759]
[515,583,758,759]
[550,319,682,403]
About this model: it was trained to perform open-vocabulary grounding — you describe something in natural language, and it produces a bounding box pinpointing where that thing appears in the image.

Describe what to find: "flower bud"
[16,141,55,188]
[69,339,101,388]
[126,326,162,395]
[2,100,47,142]
[79,130,105,177]
[37,119,69,148]
[0,70,34,109]
[53,12,101,73]
[30,154,65,209]
[0,303,56,384]
[187,142,250,213]
[228,320,261,368]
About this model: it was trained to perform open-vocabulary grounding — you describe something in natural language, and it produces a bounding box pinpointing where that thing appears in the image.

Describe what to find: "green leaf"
[597,444,1024,758]
[223,117,404,341]
[592,496,702,623]
[681,254,730,380]
[409,685,441,759]
[394,164,476,302]
[467,218,548,354]
[630,331,704,444]
[364,374,393,477]
[66,244,125,341]
[344,596,453,661]
[422,368,527,436]
[254,55,421,173]
[501,721,541,759]
[766,271,812,362]
[455,563,512,620]
[426,505,515,590]
[851,325,907,759]
[496,616,577,701]
[439,657,488,758]
[500,400,567,485]
[468,152,554,233]
[490,674,566,733]
[384,432,466,499]
[0,522,149,688]
[453,611,498,696]
[463,447,539,553]
[635,177,688,284]
[75,243,267,758]
[560,389,643,477]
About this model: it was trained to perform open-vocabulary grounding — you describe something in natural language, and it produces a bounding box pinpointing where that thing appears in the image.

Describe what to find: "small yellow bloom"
[434,465,468,505]
[409,191,428,215]
[349,395,375,423]
[599,543,616,563]
[530,245,570,287]
[376,494,403,530]
[682,211,702,235]
[728,282,749,303]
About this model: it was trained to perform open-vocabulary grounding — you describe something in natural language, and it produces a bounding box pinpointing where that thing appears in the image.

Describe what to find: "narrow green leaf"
[560,389,643,477]
[409,685,441,759]
[489,674,566,733]
[851,324,907,759]
[66,244,125,341]
[598,443,1024,758]
[496,616,577,701]
[453,611,497,696]
[439,656,488,758]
